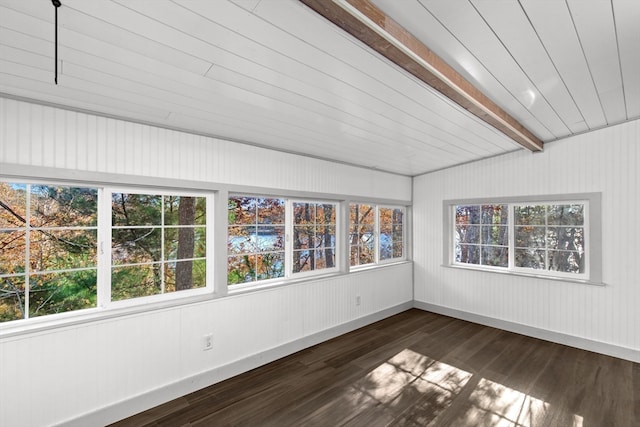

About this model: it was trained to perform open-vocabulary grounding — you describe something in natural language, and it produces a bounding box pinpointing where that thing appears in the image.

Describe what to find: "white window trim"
[443,193,603,285]
[349,204,407,269]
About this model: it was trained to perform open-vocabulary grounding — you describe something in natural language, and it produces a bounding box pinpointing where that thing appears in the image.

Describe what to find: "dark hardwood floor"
[110,309,639,426]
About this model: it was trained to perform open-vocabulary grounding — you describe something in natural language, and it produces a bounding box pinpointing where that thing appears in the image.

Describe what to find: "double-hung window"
[0,180,213,325]
[349,203,406,267]
[447,194,601,283]
[227,195,338,286]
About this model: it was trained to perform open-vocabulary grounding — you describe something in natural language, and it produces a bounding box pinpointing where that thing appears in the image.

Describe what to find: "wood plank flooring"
[110,309,639,426]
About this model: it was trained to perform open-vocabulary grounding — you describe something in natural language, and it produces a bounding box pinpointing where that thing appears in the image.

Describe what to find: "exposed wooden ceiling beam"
[300,0,544,152]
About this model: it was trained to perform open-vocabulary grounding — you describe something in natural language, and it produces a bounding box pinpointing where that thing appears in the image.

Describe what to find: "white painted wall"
[413,118,640,361]
[0,98,413,427]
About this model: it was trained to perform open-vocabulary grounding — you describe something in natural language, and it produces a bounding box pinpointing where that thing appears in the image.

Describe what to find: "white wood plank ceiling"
[0,0,637,177]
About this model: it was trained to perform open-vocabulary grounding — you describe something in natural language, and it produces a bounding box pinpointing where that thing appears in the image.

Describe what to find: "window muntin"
[349,204,406,266]
[227,196,285,285]
[109,192,207,301]
[451,200,589,279]
[292,201,336,273]
[0,182,99,322]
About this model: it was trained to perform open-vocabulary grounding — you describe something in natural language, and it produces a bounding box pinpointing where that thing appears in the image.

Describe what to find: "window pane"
[548,250,584,273]
[546,227,584,251]
[293,250,312,272]
[228,255,256,285]
[228,226,256,255]
[455,225,480,244]
[164,196,206,226]
[29,270,97,317]
[257,198,285,224]
[29,229,97,272]
[228,197,256,225]
[350,204,374,225]
[547,204,584,225]
[294,226,312,249]
[30,185,98,227]
[481,247,508,267]
[0,183,26,229]
[515,248,545,269]
[456,205,480,225]
[316,204,336,224]
[164,227,206,260]
[164,259,206,292]
[112,264,160,301]
[456,244,480,264]
[380,232,392,260]
[112,193,161,226]
[0,276,25,322]
[294,202,315,224]
[514,205,546,225]
[481,204,507,225]
[481,226,508,246]
[515,226,546,248]
[0,231,26,275]
[112,228,161,265]
[257,252,285,279]
[256,226,285,252]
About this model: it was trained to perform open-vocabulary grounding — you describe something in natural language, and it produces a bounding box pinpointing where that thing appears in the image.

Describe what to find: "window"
[0,180,212,325]
[447,194,601,282]
[349,204,406,267]
[0,182,98,322]
[227,196,338,286]
[109,191,208,301]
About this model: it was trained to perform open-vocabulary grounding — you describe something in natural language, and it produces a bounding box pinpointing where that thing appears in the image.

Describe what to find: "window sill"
[441,264,605,286]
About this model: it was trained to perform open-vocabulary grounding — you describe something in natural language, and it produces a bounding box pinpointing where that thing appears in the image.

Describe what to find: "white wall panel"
[0,98,413,427]
[413,118,640,357]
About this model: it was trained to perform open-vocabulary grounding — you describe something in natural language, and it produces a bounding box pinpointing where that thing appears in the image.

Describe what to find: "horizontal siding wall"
[0,98,413,427]
[413,118,640,359]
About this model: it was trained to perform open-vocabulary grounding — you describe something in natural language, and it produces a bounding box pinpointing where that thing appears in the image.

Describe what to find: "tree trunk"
[175,197,195,290]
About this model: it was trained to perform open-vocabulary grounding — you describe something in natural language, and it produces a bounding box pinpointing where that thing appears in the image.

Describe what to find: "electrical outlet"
[203,333,213,351]
[356,295,361,306]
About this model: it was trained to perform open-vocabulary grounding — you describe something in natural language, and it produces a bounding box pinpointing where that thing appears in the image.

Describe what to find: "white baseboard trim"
[57,302,413,427]
[413,301,640,363]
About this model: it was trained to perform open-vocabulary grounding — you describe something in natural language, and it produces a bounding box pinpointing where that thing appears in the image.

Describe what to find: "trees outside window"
[349,204,406,267]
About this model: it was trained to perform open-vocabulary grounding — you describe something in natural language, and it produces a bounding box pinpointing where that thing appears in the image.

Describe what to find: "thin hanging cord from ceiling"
[52,0,61,84]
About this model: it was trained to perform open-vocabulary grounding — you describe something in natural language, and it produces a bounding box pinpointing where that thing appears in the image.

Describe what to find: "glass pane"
[293,250,312,272]
[314,226,336,248]
[0,231,26,275]
[0,276,25,322]
[393,240,403,258]
[515,226,546,248]
[256,225,285,252]
[0,182,26,229]
[455,205,480,225]
[228,197,256,225]
[546,227,584,251]
[112,228,161,265]
[30,185,98,227]
[514,205,546,225]
[316,204,336,224]
[293,202,315,224]
[547,204,584,225]
[112,264,160,301]
[380,232,392,260]
[294,226,313,250]
[314,249,335,270]
[351,204,374,225]
[481,246,508,267]
[164,259,206,292]
[29,270,97,317]
[30,229,97,272]
[392,208,404,225]
[164,227,206,260]
[228,226,256,255]
[164,196,204,226]
[257,252,285,279]
[455,244,480,264]
[257,198,285,224]
[112,193,161,226]
[515,248,545,269]
[482,225,509,246]
[548,250,584,273]
[481,204,507,225]
[455,225,480,244]
[227,255,256,285]
[350,245,360,267]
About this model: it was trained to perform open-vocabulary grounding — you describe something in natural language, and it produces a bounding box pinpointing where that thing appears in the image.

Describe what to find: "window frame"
[443,193,602,285]
[349,203,407,268]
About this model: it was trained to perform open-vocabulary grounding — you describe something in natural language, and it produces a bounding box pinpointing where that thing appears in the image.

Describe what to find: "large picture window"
[447,194,600,282]
[349,204,406,267]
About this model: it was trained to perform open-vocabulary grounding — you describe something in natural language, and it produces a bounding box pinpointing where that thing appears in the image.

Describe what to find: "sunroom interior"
[0,0,638,426]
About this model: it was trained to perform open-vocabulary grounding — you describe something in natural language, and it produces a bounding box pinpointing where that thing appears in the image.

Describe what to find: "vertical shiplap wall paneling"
[413,118,640,360]
[0,98,412,427]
